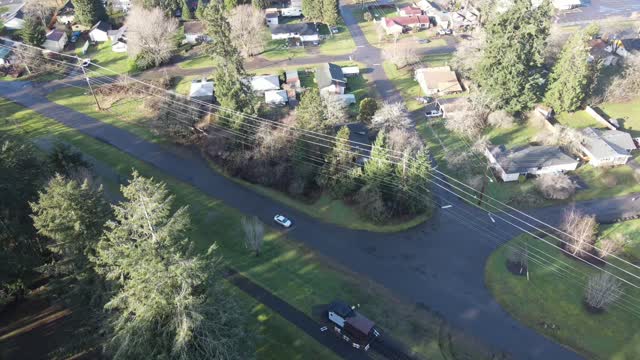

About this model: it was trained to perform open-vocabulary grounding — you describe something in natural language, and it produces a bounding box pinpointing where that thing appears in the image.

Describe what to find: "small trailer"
[327,300,380,350]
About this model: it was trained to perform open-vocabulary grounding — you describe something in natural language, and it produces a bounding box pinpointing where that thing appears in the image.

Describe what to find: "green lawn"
[556,110,602,129]
[0,98,497,360]
[574,164,640,201]
[352,7,397,48]
[485,222,640,360]
[600,99,640,137]
[318,24,357,56]
[77,40,132,76]
[177,55,218,70]
[382,61,423,111]
[260,39,308,61]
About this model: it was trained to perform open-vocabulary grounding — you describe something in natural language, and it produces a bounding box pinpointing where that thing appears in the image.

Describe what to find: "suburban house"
[398,5,423,16]
[381,15,430,35]
[285,69,301,88]
[43,30,68,52]
[316,63,346,95]
[0,48,12,65]
[613,38,640,57]
[415,66,463,95]
[89,21,111,42]
[2,4,25,30]
[270,23,320,43]
[342,66,360,77]
[110,0,132,12]
[250,75,280,92]
[265,90,288,105]
[588,39,618,66]
[266,11,279,26]
[580,128,636,167]
[485,145,579,182]
[184,21,210,44]
[189,78,215,103]
[281,0,303,16]
[56,0,75,24]
[552,0,582,10]
[108,26,128,52]
[432,97,468,118]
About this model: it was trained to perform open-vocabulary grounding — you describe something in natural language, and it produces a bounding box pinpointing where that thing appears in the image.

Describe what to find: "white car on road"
[274,214,292,228]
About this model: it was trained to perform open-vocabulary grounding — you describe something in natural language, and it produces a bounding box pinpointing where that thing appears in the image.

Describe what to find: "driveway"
[8,80,637,359]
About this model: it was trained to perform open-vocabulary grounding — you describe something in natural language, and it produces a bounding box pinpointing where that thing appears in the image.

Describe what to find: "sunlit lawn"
[77,40,132,76]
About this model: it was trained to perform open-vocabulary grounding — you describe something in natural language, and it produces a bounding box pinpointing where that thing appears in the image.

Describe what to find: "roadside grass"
[0,98,497,360]
[77,40,132,76]
[382,61,423,111]
[177,55,217,70]
[318,24,357,56]
[574,164,640,201]
[352,8,397,48]
[261,39,308,61]
[485,225,640,360]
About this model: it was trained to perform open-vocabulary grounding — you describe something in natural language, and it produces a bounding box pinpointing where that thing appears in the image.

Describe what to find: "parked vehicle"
[327,300,380,350]
[437,28,453,35]
[330,26,339,34]
[425,109,443,118]
[273,214,292,228]
[80,58,91,67]
[417,38,430,44]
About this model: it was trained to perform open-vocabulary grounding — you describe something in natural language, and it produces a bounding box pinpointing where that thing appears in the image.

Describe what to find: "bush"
[355,185,389,223]
[487,110,515,128]
[534,173,577,200]
[598,233,629,259]
[584,273,622,312]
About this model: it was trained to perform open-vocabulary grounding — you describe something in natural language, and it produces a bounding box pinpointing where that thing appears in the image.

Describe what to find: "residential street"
[6,79,640,359]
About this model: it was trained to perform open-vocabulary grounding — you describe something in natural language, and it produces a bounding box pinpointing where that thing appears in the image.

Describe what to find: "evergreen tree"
[94,171,249,360]
[363,132,392,189]
[251,0,269,9]
[224,0,238,11]
[181,0,192,20]
[317,126,356,197]
[20,17,46,47]
[545,24,600,113]
[47,143,91,177]
[74,0,106,27]
[302,0,322,21]
[357,97,378,124]
[195,0,205,18]
[392,149,432,215]
[295,88,328,132]
[135,0,180,12]
[473,0,551,113]
[322,0,339,27]
[30,175,110,304]
[203,2,241,65]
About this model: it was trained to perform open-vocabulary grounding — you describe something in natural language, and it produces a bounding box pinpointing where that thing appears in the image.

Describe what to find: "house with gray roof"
[189,78,214,103]
[2,3,25,30]
[485,145,579,182]
[580,128,636,167]
[270,22,319,43]
[316,63,346,95]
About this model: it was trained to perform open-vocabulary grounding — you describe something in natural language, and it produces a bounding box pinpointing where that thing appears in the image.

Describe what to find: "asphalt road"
[6,81,640,359]
[556,0,640,24]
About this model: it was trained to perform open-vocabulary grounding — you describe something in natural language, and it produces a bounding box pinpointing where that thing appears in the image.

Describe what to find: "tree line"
[0,138,250,359]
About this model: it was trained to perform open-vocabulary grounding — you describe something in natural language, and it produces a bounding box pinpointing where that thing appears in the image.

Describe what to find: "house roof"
[108,26,127,41]
[270,22,318,36]
[488,145,578,174]
[386,15,430,27]
[345,312,375,336]
[189,79,214,98]
[184,21,205,35]
[265,12,278,18]
[265,90,288,104]
[581,127,636,159]
[341,66,359,75]
[90,20,111,33]
[328,300,354,318]
[250,75,280,91]
[437,97,468,114]
[0,47,11,59]
[416,66,463,93]
[46,30,66,42]
[57,0,74,15]
[316,63,345,89]
[620,38,640,51]
[285,69,299,82]
[400,5,423,15]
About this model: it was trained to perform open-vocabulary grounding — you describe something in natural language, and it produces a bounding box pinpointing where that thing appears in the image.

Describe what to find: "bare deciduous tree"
[598,233,629,259]
[538,124,585,155]
[370,102,412,133]
[126,5,179,69]
[229,5,267,58]
[487,110,515,129]
[321,94,348,125]
[383,41,419,69]
[24,0,54,27]
[241,216,264,256]
[584,273,622,311]
[560,207,598,258]
[387,128,422,156]
[534,173,577,200]
[451,28,486,78]
[444,108,487,138]
[604,55,640,103]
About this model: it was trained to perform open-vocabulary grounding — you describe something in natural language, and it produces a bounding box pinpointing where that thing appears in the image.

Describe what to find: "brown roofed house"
[415,66,463,96]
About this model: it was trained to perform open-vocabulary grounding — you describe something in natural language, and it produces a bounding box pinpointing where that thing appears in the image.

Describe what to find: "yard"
[260,22,355,61]
[0,98,498,360]
[76,40,132,76]
[485,220,640,359]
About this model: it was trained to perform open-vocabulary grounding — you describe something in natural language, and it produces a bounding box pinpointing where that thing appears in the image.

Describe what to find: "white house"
[250,75,280,92]
[184,21,210,44]
[281,7,302,17]
[485,145,579,182]
[189,78,215,103]
[2,4,26,30]
[270,23,319,43]
[265,90,288,105]
[56,0,75,25]
[266,12,279,26]
[89,21,111,42]
[316,63,346,95]
[108,26,127,52]
[552,0,582,10]
[581,128,636,167]
[342,66,360,77]
[43,30,68,52]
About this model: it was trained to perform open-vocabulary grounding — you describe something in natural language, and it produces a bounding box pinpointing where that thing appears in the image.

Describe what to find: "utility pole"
[79,57,101,111]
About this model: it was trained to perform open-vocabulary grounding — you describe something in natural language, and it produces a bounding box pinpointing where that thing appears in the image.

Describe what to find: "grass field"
[485,221,640,360]
[78,41,132,76]
[0,98,497,360]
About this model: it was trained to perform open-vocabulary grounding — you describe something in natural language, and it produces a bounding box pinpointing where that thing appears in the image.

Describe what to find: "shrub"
[534,173,577,200]
[560,207,598,258]
[487,110,515,128]
[598,233,629,259]
[584,273,622,311]
[355,185,389,223]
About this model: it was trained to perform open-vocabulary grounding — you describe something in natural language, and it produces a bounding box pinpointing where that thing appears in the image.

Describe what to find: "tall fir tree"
[392,149,432,215]
[473,0,551,113]
[544,24,600,113]
[322,0,339,27]
[20,17,46,47]
[135,0,180,12]
[317,126,356,197]
[295,88,328,132]
[74,0,106,27]
[30,175,110,304]
[363,132,393,189]
[195,0,205,18]
[302,0,322,21]
[93,171,249,360]
[181,0,192,20]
